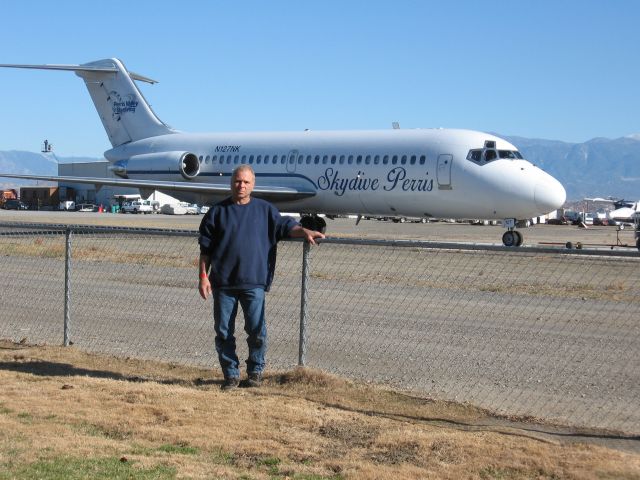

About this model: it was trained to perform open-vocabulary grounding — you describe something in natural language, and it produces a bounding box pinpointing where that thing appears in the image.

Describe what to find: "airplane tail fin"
[0,58,176,147]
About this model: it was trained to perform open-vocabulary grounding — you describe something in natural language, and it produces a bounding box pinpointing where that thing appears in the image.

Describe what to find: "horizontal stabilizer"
[0,63,158,83]
[0,58,169,147]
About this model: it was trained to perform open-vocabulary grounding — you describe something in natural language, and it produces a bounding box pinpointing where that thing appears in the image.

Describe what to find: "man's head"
[231,165,255,204]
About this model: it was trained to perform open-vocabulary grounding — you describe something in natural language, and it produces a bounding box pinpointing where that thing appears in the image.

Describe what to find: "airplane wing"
[0,173,316,202]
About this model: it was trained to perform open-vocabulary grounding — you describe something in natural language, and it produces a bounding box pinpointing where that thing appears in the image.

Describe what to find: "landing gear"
[502,218,524,247]
[502,230,523,247]
[300,214,327,234]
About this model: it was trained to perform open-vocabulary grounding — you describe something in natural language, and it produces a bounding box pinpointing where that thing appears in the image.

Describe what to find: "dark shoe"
[221,377,239,391]
[246,372,263,388]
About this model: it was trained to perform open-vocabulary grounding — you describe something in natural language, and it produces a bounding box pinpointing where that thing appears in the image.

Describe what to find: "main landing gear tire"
[502,230,523,247]
[300,215,327,234]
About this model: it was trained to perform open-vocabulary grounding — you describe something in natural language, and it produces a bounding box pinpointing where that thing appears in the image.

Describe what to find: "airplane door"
[286,149,298,173]
[437,154,453,190]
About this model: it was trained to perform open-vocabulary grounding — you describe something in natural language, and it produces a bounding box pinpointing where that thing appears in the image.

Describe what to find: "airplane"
[0,58,566,246]
[609,199,639,224]
[584,197,639,225]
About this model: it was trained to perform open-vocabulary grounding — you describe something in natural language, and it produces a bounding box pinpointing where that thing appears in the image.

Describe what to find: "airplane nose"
[534,175,566,212]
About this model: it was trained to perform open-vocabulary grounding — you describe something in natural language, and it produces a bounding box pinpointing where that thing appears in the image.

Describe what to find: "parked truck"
[121,200,154,214]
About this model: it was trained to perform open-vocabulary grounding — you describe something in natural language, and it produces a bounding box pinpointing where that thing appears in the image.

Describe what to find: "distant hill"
[1,134,640,201]
[502,135,640,201]
[0,151,102,189]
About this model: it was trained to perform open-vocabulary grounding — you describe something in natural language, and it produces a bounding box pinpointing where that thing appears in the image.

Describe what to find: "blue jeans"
[213,288,267,379]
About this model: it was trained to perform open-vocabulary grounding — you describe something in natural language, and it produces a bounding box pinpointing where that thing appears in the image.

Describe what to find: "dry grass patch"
[0,341,638,479]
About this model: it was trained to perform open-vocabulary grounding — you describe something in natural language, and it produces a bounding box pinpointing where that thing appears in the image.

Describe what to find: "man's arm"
[198,254,212,300]
[288,225,325,245]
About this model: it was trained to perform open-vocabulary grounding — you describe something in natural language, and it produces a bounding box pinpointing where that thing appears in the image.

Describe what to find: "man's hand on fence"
[289,225,325,245]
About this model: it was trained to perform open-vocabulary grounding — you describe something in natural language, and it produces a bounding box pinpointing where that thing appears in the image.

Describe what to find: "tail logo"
[109,90,139,117]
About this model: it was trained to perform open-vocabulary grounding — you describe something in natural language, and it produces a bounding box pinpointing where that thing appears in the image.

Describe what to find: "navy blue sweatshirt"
[198,197,298,291]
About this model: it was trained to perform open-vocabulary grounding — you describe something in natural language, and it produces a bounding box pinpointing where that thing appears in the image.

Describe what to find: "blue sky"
[1,0,639,157]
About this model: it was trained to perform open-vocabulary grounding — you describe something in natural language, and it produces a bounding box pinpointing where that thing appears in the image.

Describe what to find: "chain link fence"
[0,222,638,436]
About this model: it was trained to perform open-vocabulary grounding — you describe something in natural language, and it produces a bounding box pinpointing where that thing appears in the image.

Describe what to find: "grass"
[0,341,638,479]
[0,456,176,480]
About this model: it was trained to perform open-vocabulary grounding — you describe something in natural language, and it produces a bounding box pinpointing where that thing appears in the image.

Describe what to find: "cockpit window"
[499,150,523,159]
[467,149,483,162]
[467,148,523,165]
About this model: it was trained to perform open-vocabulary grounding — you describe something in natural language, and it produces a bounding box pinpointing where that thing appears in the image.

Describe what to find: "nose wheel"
[502,230,523,247]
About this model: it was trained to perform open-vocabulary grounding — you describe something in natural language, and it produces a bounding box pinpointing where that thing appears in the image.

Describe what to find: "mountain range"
[1,133,640,202]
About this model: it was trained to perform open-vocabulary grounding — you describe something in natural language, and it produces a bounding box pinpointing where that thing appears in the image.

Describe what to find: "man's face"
[231,169,255,203]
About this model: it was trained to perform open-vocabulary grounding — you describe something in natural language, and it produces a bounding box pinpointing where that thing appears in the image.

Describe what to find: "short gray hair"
[231,164,255,181]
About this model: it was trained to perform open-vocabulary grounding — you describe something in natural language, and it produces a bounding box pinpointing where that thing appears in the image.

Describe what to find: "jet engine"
[111,151,200,179]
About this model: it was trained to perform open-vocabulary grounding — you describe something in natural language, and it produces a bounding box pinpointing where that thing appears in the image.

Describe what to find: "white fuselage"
[107,128,566,220]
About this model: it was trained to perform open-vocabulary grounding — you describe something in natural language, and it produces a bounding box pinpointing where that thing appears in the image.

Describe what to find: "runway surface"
[1,209,638,249]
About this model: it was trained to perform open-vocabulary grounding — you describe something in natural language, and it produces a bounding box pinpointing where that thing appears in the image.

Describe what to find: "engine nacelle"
[111,151,200,180]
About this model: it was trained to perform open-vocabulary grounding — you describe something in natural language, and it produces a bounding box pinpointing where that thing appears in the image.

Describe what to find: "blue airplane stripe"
[125,170,318,189]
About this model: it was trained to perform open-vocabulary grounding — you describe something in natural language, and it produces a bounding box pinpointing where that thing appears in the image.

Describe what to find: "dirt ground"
[1,340,639,479]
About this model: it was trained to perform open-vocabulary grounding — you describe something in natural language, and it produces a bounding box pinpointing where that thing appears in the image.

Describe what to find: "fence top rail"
[0,221,638,258]
[315,236,640,258]
[0,222,196,237]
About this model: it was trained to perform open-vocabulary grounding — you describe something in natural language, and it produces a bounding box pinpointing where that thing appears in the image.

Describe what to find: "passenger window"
[419,155,426,165]
[392,155,398,165]
[383,155,389,165]
[356,155,362,165]
[374,155,380,165]
[365,155,371,165]
[242,155,247,164]
[339,155,345,164]
[348,155,354,164]
[298,155,303,164]
[401,155,407,165]
[307,155,313,164]
[249,155,254,164]
[264,155,270,163]
[410,155,416,165]
[256,155,262,164]
[331,155,337,164]
[205,155,210,164]
[322,155,328,164]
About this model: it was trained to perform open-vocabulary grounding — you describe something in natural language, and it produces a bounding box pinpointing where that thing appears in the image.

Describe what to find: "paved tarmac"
[1,209,638,250]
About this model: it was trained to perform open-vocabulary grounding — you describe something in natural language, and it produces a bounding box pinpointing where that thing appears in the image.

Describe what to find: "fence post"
[298,240,310,366]
[63,226,72,346]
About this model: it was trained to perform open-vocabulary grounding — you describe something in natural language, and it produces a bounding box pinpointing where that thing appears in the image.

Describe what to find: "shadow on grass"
[0,359,220,387]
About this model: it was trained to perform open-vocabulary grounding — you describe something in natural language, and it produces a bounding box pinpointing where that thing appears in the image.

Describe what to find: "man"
[198,164,324,390]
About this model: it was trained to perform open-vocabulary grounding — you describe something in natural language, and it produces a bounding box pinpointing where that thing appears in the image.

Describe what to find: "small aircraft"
[609,199,639,224]
[584,197,639,225]
[0,58,566,246]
